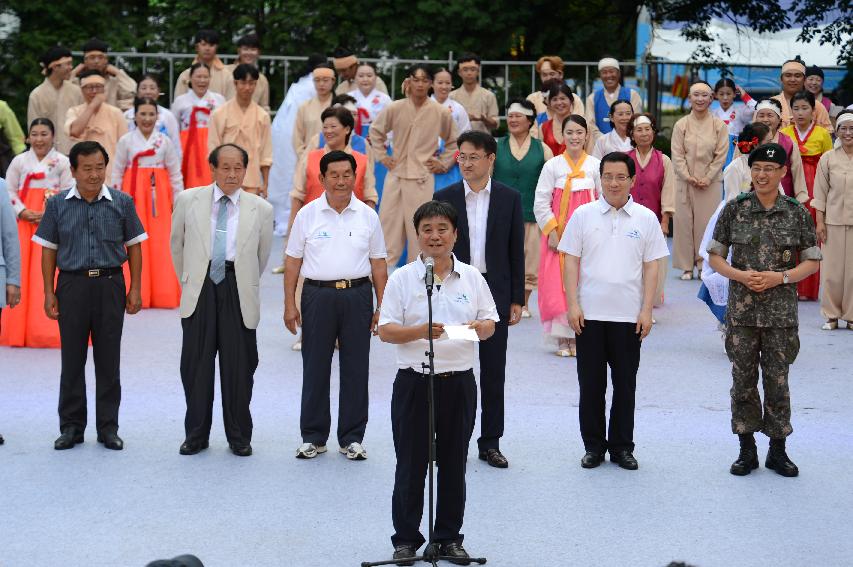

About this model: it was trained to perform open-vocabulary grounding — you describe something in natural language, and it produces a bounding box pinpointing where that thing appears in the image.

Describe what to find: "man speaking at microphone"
[378,200,499,565]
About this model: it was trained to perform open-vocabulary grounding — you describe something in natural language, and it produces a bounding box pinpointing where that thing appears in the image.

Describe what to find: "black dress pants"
[477,315,508,451]
[299,282,373,447]
[391,368,477,548]
[180,269,257,446]
[575,320,641,454]
[56,271,125,435]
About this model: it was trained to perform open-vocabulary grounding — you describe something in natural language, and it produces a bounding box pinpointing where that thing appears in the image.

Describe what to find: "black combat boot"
[766,438,799,477]
[730,433,759,476]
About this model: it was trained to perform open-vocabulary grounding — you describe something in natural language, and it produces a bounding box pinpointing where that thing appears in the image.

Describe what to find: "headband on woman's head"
[837,113,853,126]
[755,100,782,118]
[782,60,806,75]
[598,58,619,71]
[80,75,106,87]
[313,67,335,80]
[507,103,534,117]
[633,115,652,126]
[689,82,713,95]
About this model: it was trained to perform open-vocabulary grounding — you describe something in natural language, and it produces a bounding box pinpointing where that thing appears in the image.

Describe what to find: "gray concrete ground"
[1,236,852,567]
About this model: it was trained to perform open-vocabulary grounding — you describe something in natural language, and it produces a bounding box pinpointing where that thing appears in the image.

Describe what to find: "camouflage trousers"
[725,325,800,438]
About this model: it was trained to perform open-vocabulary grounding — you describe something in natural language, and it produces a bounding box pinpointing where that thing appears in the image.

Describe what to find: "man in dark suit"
[435,129,524,468]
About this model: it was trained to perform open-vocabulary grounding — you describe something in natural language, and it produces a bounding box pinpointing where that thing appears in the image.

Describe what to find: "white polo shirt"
[286,193,387,280]
[558,195,669,323]
[379,254,500,373]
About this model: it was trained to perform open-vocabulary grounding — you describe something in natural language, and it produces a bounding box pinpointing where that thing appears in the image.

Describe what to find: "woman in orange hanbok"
[533,115,601,357]
[112,98,183,308]
[0,118,72,348]
[539,83,575,157]
[780,90,833,301]
[170,63,225,189]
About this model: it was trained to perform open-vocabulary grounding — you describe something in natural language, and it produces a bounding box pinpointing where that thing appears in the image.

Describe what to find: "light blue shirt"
[0,178,22,305]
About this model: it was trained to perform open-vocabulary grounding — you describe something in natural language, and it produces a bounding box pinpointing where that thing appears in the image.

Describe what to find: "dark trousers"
[391,368,477,548]
[477,315,508,451]
[56,271,125,434]
[575,320,641,454]
[180,269,257,446]
[300,282,373,446]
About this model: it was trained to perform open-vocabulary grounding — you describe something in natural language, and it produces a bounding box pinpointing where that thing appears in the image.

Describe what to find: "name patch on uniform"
[626,229,641,239]
[453,293,471,304]
[313,231,332,239]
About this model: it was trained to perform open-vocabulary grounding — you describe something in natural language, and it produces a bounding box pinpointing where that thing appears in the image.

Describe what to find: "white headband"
[755,100,782,118]
[633,116,652,126]
[836,113,853,126]
[507,103,534,117]
[598,58,620,71]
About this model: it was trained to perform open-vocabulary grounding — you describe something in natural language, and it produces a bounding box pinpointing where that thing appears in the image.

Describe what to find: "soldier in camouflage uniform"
[707,143,821,478]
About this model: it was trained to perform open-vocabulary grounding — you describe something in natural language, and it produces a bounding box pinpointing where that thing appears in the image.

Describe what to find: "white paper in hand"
[441,325,480,342]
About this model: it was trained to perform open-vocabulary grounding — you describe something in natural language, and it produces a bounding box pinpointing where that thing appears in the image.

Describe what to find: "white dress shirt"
[286,193,387,280]
[211,184,240,261]
[558,196,669,323]
[463,178,491,273]
[379,254,500,373]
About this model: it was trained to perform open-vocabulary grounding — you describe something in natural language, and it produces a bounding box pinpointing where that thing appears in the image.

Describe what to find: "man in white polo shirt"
[559,151,669,471]
[378,200,498,565]
[284,150,388,461]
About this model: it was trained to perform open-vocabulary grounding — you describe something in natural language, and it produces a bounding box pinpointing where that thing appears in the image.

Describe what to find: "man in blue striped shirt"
[34,141,147,451]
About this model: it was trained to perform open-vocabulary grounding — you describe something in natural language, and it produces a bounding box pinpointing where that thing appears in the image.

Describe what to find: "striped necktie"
[210,195,230,284]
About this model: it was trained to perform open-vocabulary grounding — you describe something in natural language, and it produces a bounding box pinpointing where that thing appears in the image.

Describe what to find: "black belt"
[304,276,371,289]
[403,367,472,378]
[225,260,235,271]
[60,267,122,278]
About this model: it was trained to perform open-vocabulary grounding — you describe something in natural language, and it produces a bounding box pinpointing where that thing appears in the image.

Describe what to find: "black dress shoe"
[440,542,471,565]
[478,448,508,468]
[179,439,209,455]
[766,448,799,477]
[730,447,759,476]
[97,432,124,451]
[229,443,252,457]
[392,544,417,566]
[0,433,4,445]
[54,428,84,450]
[581,451,605,468]
[610,450,639,470]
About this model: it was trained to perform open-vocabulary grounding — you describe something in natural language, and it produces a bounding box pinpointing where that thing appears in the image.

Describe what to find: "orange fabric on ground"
[120,167,181,308]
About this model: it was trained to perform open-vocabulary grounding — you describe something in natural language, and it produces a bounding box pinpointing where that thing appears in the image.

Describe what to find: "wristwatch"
[782,272,790,285]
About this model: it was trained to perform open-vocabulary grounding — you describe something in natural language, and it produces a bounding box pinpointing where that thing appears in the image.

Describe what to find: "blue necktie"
[210,195,229,284]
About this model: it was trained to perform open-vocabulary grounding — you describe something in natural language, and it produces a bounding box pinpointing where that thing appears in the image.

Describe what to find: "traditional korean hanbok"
[171,89,225,188]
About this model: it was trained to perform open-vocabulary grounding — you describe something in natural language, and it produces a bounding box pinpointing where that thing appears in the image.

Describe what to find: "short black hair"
[237,33,260,49]
[69,141,109,168]
[413,200,458,234]
[77,68,105,81]
[547,82,574,104]
[138,73,161,90]
[82,37,109,53]
[208,143,249,167]
[233,63,260,81]
[407,63,433,81]
[562,114,587,133]
[319,150,357,176]
[332,46,354,59]
[738,122,770,144]
[457,52,481,67]
[29,117,55,136]
[195,29,220,45]
[714,77,736,92]
[457,130,497,156]
[599,151,635,177]
[40,46,72,75]
[505,98,537,127]
[791,90,815,109]
[321,106,355,145]
[133,97,159,113]
[332,94,357,106]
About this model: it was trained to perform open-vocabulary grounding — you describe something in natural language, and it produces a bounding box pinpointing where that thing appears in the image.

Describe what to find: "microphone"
[424,256,435,290]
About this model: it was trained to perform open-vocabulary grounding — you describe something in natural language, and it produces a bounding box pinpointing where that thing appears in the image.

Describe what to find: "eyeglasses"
[837,126,853,134]
[601,174,631,183]
[750,165,783,174]
[457,154,486,164]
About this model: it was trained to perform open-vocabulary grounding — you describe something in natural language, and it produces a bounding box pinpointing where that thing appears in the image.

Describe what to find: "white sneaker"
[340,442,368,460]
[295,442,327,459]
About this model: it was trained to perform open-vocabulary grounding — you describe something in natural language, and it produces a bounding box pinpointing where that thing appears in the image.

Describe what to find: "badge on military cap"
[748,142,787,166]
[783,249,792,262]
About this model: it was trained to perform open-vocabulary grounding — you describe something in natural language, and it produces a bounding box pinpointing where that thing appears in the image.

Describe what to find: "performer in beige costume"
[27,46,83,155]
[174,30,231,99]
[292,66,335,158]
[70,38,136,111]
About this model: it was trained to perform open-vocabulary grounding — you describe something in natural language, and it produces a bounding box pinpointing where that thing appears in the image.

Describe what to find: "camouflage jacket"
[708,191,822,327]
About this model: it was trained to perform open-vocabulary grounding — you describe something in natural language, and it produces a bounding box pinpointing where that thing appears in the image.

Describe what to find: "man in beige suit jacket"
[170,143,273,457]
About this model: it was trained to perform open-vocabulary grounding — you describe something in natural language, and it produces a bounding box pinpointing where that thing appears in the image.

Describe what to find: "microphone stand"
[362,268,486,567]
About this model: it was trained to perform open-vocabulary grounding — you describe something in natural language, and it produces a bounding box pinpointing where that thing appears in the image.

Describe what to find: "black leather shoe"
[229,443,252,457]
[766,448,799,477]
[581,451,605,468]
[0,433,4,445]
[392,544,417,566]
[610,450,639,470]
[478,448,508,468]
[97,432,124,450]
[179,439,209,455]
[730,447,759,476]
[54,428,84,450]
[440,542,471,565]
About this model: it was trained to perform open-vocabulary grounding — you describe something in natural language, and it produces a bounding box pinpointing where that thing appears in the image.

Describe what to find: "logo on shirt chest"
[626,229,641,239]
[313,230,332,240]
[453,293,470,304]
